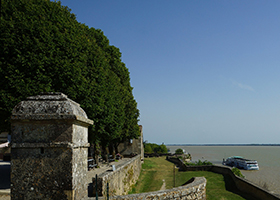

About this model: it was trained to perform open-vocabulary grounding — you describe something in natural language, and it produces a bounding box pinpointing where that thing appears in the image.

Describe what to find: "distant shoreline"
[166,144,280,146]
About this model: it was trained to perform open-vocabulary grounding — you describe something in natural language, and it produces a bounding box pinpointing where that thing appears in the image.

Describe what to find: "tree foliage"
[0,0,140,148]
[175,148,184,155]
[144,143,168,154]
[185,160,212,166]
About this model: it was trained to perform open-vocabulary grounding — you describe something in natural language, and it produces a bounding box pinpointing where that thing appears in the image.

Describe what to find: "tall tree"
[0,0,140,155]
[1,0,88,131]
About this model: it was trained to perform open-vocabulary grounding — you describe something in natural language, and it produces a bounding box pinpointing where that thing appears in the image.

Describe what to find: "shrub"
[144,145,153,154]
[144,143,168,154]
[175,148,184,155]
[232,167,245,178]
[199,160,213,165]
[185,160,213,166]
[185,162,196,166]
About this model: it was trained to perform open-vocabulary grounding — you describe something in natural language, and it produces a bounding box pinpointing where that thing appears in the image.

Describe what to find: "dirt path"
[160,179,166,190]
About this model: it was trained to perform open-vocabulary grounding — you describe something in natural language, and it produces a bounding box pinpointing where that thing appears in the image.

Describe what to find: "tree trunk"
[102,145,108,162]
[94,143,100,167]
[108,143,115,158]
[114,143,119,154]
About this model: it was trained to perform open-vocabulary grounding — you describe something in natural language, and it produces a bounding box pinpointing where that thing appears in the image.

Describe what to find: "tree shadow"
[88,182,93,197]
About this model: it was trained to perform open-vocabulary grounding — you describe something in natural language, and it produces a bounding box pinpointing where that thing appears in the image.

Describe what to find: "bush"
[232,167,245,178]
[175,148,184,155]
[144,143,168,154]
[144,145,153,154]
[185,162,196,166]
[185,153,192,159]
[185,160,213,166]
[198,160,213,165]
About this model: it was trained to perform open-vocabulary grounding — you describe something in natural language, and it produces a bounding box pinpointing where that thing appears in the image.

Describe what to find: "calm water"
[168,145,280,194]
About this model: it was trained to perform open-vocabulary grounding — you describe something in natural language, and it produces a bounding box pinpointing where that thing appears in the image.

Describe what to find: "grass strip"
[130,157,174,193]
[130,157,253,200]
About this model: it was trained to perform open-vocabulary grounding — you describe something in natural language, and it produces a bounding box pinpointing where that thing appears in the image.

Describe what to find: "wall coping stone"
[11,92,93,126]
[95,177,206,200]
[97,155,141,178]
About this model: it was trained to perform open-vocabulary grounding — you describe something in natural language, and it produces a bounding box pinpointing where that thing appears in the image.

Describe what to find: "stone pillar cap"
[11,92,93,125]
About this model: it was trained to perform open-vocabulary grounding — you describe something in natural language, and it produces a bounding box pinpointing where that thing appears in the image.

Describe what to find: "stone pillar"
[10,93,93,200]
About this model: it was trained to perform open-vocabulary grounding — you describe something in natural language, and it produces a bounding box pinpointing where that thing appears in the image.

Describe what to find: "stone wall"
[167,157,280,200]
[118,125,144,160]
[210,166,280,200]
[91,155,206,200]
[93,177,206,200]
[92,155,142,197]
[167,156,188,171]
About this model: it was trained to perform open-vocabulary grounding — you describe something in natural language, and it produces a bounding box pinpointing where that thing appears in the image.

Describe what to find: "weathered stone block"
[11,93,93,200]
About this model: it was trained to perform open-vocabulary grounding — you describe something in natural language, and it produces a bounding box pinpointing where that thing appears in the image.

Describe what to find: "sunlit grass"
[175,171,249,200]
[130,157,174,193]
[130,157,253,200]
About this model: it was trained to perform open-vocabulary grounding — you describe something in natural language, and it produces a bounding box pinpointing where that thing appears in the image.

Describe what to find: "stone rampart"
[167,156,188,171]
[167,157,280,200]
[92,177,206,200]
[92,155,142,197]
[210,165,280,200]
[91,156,206,200]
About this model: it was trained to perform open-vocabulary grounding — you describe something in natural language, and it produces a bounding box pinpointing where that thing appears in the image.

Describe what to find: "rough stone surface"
[118,125,144,160]
[11,93,93,200]
[93,177,206,200]
[11,92,92,125]
[92,155,142,197]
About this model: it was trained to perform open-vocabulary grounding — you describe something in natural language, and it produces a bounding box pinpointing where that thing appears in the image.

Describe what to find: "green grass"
[175,171,252,200]
[129,157,175,193]
[130,157,254,200]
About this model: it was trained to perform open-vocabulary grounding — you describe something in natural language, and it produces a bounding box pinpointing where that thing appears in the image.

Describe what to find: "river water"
[167,145,280,195]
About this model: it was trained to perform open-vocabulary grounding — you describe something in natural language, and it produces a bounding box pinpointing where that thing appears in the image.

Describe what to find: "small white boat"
[223,156,259,170]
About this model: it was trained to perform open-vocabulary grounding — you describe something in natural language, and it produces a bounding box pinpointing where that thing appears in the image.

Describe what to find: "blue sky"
[59,0,280,144]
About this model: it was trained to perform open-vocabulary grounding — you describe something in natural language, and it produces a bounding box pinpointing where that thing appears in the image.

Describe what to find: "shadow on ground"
[0,162,10,190]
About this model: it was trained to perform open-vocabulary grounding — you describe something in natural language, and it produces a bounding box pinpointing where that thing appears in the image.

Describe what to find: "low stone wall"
[210,165,280,200]
[167,157,280,200]
[94,177,206,200]
[167,156,188,171]
[92,155,142,197]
